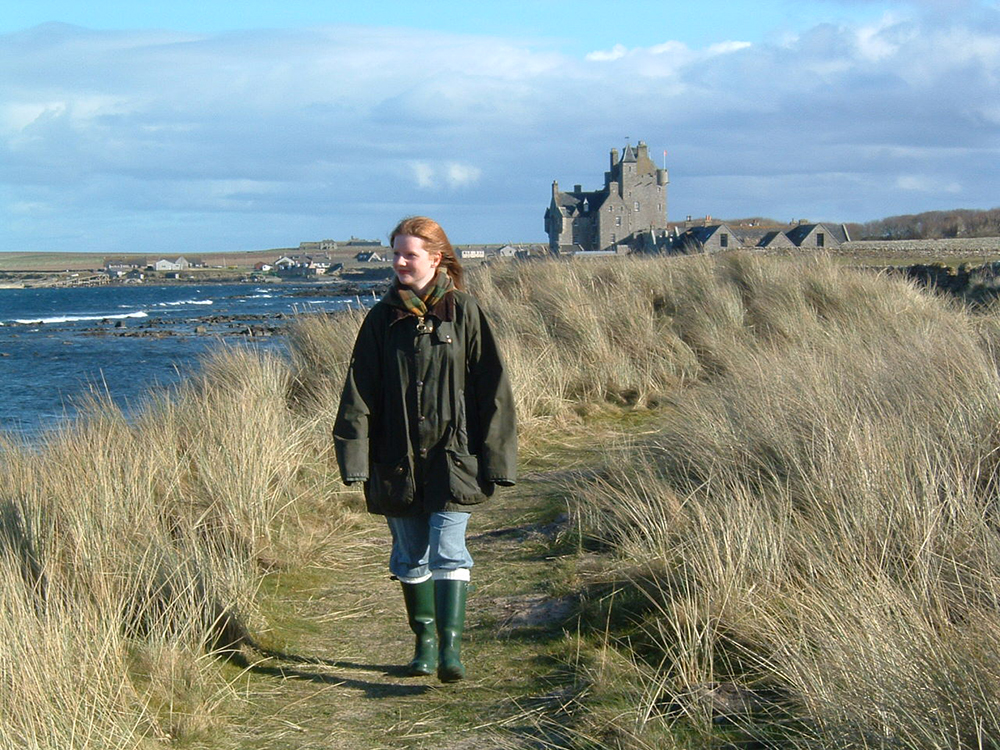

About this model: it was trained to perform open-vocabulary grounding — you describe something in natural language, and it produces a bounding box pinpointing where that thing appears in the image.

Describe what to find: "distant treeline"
[845,207,1000,240]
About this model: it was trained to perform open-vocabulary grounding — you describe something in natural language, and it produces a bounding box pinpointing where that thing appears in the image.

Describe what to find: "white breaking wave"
[14,311,149,325]
[156,299,214,307]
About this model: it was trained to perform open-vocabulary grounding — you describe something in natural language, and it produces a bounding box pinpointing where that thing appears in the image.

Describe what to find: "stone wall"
[840,238,1000,256]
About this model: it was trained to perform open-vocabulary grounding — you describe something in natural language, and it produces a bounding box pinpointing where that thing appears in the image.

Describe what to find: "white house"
[153,257,191,272]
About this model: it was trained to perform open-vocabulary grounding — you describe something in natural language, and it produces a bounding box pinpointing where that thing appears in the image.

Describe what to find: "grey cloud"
[2,9,999,253]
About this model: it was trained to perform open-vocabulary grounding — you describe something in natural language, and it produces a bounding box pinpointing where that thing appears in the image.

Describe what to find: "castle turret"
[547,140,669,254]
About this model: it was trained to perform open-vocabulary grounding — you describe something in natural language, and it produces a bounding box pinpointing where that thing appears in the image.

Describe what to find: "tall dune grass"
[561,253,1000,747]
[5,251,997,747]
[0,345,355,747]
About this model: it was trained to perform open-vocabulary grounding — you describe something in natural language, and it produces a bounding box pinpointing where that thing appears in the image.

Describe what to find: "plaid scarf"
[394,269,454,317]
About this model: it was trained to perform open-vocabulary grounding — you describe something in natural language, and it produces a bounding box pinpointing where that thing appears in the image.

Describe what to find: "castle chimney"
[610,148,619,170]
[574,184,582,193]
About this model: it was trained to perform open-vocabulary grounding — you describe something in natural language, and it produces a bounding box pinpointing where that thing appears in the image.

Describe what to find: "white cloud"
[410,161,435,189]
[705,40,753,55]
[586,38,751,72]
[407,161,482,190]
[445,162,481,187]
[1,7,999,252]
[1,102,63,133]
[648,40,690,56]
[585,43,628,61]
[896,175,963,193]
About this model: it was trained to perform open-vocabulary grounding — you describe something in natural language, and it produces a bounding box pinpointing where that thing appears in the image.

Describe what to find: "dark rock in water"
[115,320,125,328]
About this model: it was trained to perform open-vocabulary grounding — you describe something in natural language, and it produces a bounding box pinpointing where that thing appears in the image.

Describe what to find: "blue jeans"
[386,511,473,583]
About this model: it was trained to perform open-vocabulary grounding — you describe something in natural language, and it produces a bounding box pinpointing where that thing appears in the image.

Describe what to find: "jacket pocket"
[367,456,416,515]
[446,450,494,505]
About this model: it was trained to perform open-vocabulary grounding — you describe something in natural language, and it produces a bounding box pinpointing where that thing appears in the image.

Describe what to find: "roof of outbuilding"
[785,223,849,245]
[757,230,796,248]
[684,223,738,243]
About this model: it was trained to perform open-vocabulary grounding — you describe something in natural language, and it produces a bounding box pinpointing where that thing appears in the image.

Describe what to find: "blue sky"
[2,0,999,253]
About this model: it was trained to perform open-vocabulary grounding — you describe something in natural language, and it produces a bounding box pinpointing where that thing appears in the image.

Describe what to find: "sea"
[0,282,371,440]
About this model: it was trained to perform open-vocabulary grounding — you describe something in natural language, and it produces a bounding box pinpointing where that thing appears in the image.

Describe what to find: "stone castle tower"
[544,141,669,254]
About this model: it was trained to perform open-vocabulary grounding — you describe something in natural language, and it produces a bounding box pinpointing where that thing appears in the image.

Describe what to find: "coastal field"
[4,251,1000,748]
[0,250,288,272]
[0,246,506,275]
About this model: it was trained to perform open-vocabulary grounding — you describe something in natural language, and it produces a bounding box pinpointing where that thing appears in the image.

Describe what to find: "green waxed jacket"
[334,287,517,516]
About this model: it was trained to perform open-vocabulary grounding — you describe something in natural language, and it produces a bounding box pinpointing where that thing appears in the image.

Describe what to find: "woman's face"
[392,234,441,292]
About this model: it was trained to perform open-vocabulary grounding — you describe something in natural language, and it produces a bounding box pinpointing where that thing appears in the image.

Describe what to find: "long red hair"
[390,216,465,291]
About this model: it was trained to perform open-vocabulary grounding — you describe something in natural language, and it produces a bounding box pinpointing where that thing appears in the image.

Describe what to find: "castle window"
[720,233,729,248]
[817,233,825,247]
[616,216,622,227]
[634,201,640,211]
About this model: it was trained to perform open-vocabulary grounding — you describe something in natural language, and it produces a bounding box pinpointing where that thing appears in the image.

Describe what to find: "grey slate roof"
[785,223,849,246]
[554,190,606,217]
[757,230,796,248]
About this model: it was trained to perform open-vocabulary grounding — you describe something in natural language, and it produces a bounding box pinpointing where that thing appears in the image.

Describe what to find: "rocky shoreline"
[6,309,354,340]
[76,310,313,338]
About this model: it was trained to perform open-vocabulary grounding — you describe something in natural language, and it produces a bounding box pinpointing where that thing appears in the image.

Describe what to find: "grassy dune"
[551,255,1000,748]
[3,251,999,748]
[0,347,357,746]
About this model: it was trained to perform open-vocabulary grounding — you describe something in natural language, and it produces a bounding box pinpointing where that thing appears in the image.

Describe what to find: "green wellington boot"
[434,579,468,683]
[400,580,437,676]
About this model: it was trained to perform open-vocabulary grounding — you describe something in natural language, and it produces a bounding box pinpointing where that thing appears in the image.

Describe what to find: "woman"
[334,216,517,682]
